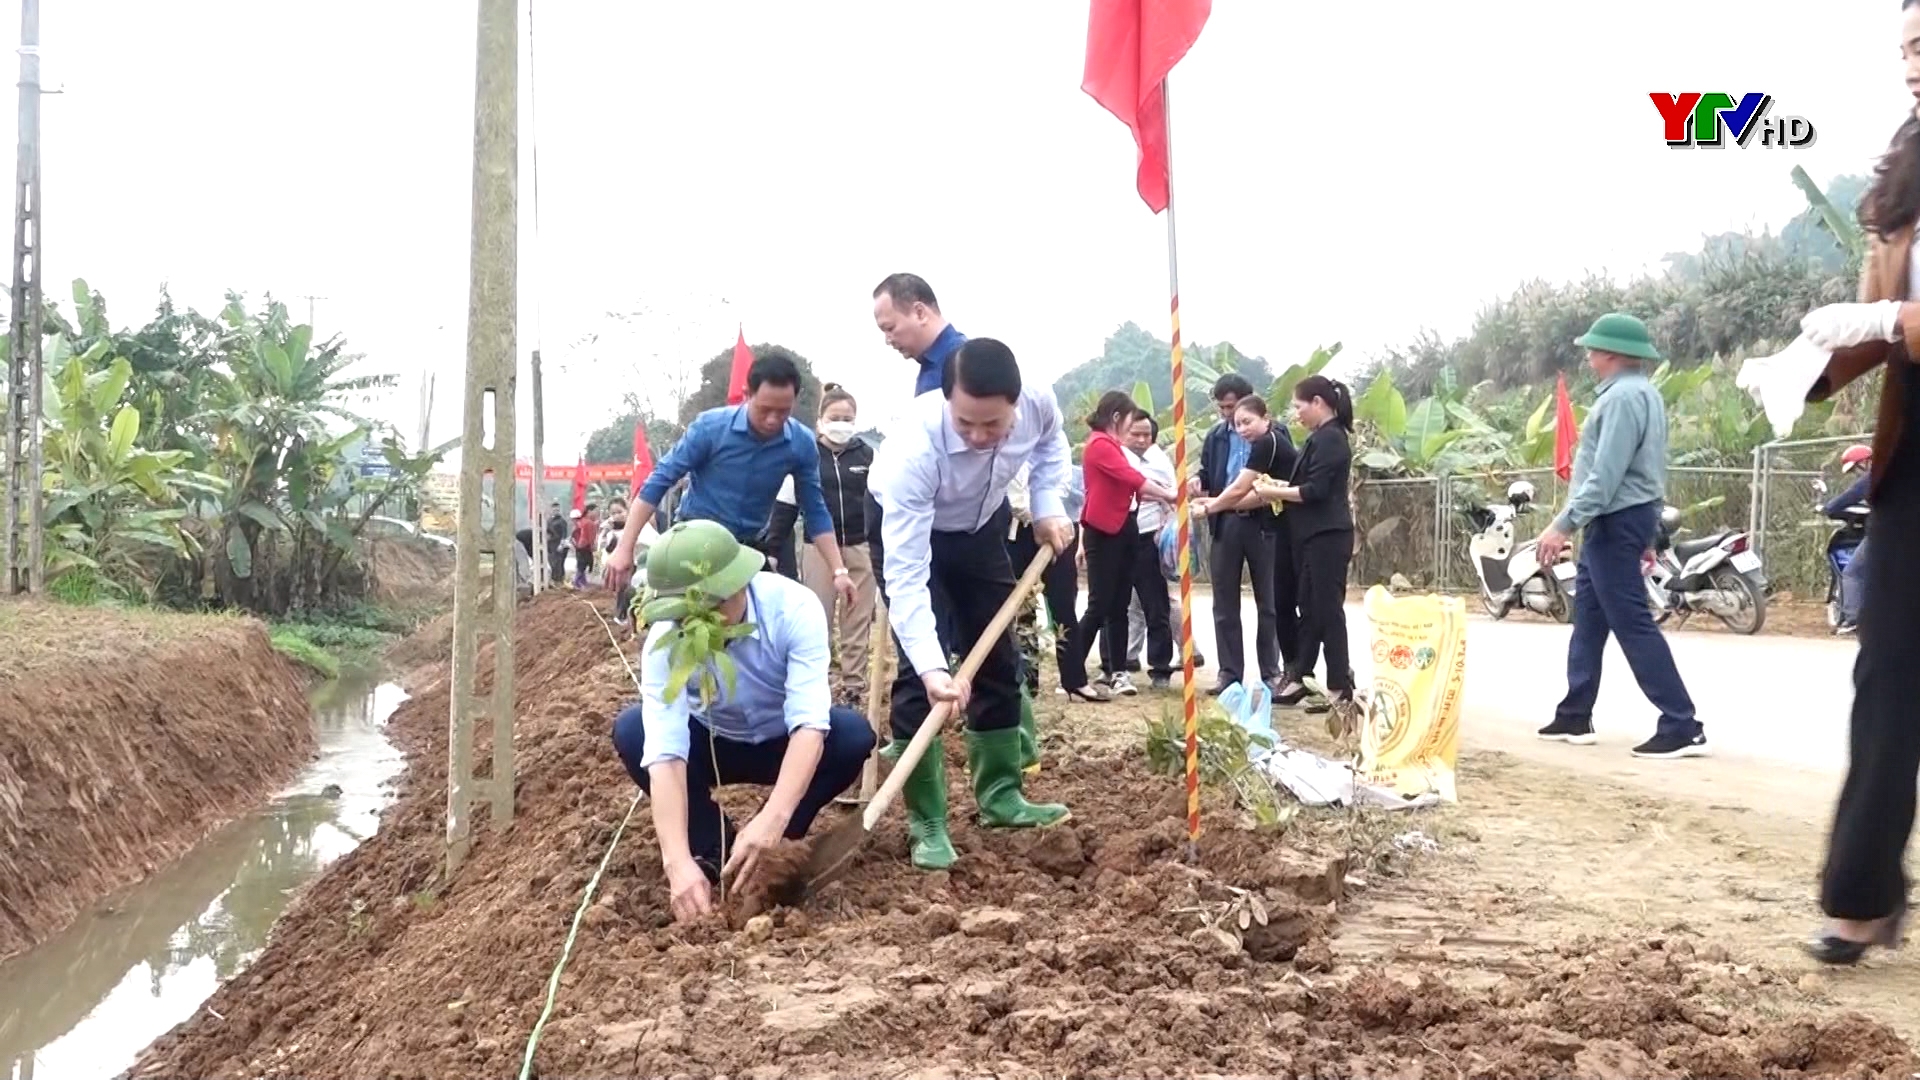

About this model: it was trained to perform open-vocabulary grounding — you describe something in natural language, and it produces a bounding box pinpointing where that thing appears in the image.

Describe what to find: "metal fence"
[1348,437,1870,599]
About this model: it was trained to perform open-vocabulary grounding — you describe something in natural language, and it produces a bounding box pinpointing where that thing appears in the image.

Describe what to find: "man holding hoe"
[866,337,1076,870]
[611,520,875,922]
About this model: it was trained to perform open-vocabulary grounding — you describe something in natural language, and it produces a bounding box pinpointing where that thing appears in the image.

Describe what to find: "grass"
[269,601,436,678]
[270,628,341,680]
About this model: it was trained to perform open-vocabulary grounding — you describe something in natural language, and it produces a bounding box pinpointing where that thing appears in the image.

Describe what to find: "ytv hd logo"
[1651,93,1816,148]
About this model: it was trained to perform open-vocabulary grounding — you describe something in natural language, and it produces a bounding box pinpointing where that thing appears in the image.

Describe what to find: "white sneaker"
[1110,672,1138,696]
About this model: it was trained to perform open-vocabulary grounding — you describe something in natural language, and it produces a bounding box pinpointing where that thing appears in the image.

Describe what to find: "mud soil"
[0,604,314,961]
[129,591,1914,1079]
[367,534,456,608]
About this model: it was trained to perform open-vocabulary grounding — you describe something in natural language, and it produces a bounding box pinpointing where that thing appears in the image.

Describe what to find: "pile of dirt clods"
[128,591,1915,1080]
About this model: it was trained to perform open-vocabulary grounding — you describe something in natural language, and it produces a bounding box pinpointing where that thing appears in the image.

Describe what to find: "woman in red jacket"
[1061,391,1177,700]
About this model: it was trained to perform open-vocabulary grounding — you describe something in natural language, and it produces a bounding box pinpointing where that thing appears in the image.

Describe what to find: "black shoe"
[1125,660,1142,673]
[1805,906,1906,965]
[1150,674,1171,690]
[1274,681,1311,707]
[1631,731,1708,759]
[1537,717,1596,745]
[1207,680,1234,697]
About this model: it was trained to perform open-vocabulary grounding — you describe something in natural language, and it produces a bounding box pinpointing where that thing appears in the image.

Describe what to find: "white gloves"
[1800,300,1902,351]
[1735,334,1831,437]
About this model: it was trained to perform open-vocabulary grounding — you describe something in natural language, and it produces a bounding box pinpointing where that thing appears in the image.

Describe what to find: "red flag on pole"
[1553,373,1579,482]
[725,327,754,406]
[630,424,654,500]
[1081,0,1211,213]
[571,454,588,513]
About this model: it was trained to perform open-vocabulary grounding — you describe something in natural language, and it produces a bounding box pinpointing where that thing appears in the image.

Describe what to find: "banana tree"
[40,344,224,597]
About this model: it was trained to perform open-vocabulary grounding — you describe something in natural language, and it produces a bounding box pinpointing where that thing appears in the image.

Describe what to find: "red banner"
[515,461,635,483]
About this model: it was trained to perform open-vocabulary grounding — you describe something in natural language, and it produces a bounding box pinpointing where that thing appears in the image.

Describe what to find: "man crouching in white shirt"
[611,520,876,923]
[865,338,1076,871]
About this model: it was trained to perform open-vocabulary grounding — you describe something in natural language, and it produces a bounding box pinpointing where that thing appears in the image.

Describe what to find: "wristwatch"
[833,568,849,578]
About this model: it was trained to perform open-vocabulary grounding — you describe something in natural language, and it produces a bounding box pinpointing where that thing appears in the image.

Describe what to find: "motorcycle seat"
[1671,532,1731,561]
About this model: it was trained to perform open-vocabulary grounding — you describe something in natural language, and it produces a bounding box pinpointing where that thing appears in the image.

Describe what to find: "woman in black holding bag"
[1270,376,1356,711]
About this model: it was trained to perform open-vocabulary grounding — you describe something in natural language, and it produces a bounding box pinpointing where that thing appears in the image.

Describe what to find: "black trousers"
[1007,522,1081,685]
[1063,514,1137,688]
[1821,479,1920,921]
[1208,514,1282,684]
[1130,526,1174,676]
[868,495,1021,742]
[1290,529,1355,693]
[1270,521,1301,674]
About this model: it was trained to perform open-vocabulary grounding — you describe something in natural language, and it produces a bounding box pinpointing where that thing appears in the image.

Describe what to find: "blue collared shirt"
[869,386,1071,675]
[637,573,832,768]
[1553,370,1668,534]
[638,405,834,542]
[914,324,966,396]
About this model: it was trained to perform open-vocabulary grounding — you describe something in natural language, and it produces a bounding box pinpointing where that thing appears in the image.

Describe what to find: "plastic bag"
[1156,521,1180,581]
[1358,585,1465,802]
[1735,333,1831,437]
[1216,679,1276,761]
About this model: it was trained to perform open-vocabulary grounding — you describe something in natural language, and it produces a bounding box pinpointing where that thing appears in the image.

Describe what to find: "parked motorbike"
[1811,478,1868,632]
[1642,506,1767,634]
[1463,480,1574,623]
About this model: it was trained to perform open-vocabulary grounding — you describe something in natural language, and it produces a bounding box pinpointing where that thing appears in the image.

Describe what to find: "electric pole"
[297,293,325,327]
[445,0,519,876]
[529,347,545,594]
[3,0,44,595]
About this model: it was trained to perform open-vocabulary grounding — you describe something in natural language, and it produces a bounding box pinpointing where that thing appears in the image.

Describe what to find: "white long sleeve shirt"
[1128,443,1176,533]
[868,387,1072,675]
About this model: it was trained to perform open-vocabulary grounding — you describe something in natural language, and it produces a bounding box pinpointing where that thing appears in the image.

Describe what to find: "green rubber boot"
[968,727,1070,829]
[1018,687,1041,775]
[887,736,957,870]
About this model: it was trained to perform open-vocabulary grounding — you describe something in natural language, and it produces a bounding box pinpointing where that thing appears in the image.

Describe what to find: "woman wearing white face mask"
[794,383,879,705]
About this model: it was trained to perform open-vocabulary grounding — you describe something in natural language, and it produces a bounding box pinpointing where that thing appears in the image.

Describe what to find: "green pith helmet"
[1573,312,1662,362]
[638,520,762,620]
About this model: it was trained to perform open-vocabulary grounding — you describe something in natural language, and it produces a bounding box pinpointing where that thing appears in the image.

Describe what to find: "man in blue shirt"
[608,349,856,609]
[1822,445,1871,633]
[610,520,876,923]
[873,273,966,396]
[1535,313,1704,760]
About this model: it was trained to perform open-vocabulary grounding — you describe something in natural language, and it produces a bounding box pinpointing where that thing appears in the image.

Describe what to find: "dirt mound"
[0,603,313,961]
[366,533,456,607]
[127,591,1914,1079]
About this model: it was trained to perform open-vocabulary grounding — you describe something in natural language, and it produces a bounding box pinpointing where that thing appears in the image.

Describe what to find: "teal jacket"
[1553,370,1667,534]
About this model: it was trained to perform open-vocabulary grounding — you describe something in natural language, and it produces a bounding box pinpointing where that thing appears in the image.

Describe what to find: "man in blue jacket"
[606,349,856,609]
[1823,446,1871,633]
[1534,314,1704,760]
[873,273,966,395]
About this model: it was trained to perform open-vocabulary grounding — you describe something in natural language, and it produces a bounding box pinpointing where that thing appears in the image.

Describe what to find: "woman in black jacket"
[765,383,878,705]
[1269,376,1356,710]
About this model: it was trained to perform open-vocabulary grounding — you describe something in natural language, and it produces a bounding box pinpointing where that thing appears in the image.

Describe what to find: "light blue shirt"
[1553,369,1669,534]
[869,387,1072,676]
[1226,433,1251,478]
[637,572,831,769]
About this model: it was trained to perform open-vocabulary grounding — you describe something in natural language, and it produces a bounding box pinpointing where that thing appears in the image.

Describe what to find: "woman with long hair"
[1267,376,1356,710]
[1792,0,1920,963]
[1061,390,1176,701]
[768,383,879,705]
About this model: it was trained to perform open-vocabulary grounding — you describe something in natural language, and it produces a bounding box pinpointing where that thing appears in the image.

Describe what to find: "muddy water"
[0,667,407,1080]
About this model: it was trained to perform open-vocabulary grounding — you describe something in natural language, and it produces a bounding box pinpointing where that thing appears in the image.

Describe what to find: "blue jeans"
[1840,535,1868,625]
[609,703,875,864]
[1554,501,1700,740]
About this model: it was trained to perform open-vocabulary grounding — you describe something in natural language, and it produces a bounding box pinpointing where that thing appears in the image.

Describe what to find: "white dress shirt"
[1128,443,1176,533]
[638,572,832,768]
[869,387,1072,675]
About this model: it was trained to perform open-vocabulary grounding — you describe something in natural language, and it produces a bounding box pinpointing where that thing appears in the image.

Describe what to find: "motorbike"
[1641,506,1767,634]
[1810,478,1868,632]
[1463,480,1574,623]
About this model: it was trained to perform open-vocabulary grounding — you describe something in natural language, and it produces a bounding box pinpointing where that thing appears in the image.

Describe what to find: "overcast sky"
[6,0,1909,461]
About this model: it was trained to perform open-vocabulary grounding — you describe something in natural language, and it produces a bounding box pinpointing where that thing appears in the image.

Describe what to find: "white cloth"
[1735,333,1833,436]
[775,475,796,506]
[868,387,1072,675]
[1127,444,1176,533]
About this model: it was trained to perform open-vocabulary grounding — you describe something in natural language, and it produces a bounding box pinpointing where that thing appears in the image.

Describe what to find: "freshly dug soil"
[128,591,1914,1079]
[366,533,456,608]
[0,603,314,961]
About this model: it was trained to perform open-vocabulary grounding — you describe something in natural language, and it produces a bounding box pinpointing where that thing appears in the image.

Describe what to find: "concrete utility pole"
[3,0,43,595]
[529,347,545,593]
[446,0,519,876]
[297,293,325,327]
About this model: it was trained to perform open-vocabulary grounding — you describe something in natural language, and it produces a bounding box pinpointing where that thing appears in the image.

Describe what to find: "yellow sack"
[1357,585,1465,802]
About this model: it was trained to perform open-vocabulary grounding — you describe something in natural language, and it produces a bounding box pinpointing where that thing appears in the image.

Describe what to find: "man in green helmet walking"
[866,337,1075,871]
[611,520,876,923]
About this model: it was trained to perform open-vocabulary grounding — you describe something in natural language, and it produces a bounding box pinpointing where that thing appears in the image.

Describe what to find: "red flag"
[571,454,588,513]
[1081,0,1210,213]
[1553,373,1578,482]
[629,423,654,500]
[725,327,754,406]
